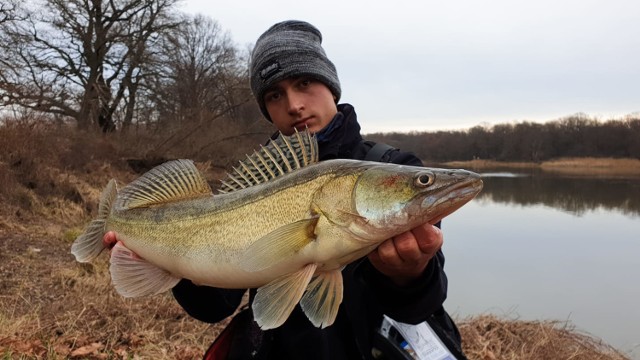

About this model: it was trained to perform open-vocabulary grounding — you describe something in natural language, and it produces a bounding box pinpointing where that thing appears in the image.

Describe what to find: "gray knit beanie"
[250,20,341,122]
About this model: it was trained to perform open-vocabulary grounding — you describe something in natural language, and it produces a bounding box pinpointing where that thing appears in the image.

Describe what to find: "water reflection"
[476,172,640,217]
[440,171,640,358]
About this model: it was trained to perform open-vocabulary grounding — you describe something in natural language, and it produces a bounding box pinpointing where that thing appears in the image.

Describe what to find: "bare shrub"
[113,115,273,174]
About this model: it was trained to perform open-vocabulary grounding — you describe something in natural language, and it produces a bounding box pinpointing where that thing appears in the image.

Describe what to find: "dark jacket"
[172,104,466,359]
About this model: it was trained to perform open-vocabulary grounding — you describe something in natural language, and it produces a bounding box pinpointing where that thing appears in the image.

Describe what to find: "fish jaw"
[421,172,484,225]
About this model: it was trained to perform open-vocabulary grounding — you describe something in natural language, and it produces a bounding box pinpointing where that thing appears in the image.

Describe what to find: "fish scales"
[107,173,337,279]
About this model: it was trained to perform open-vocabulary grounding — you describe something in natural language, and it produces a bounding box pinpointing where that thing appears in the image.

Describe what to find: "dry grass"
[0,222,225,359]
[0,119,632,359]
[458,315,630,360]
[540,157,640,177]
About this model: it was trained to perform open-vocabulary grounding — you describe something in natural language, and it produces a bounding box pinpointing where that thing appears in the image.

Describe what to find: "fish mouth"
[426,177,483,225]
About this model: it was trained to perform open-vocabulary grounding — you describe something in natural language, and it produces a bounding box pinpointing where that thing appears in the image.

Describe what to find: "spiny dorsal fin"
[117,159,212,210]
[218,129,318,194]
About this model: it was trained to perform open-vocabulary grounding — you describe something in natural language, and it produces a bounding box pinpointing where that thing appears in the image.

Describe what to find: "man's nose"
[286,91,304,115]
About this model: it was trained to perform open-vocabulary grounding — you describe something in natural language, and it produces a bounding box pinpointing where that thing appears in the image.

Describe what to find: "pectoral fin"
[238,216,319,272]
[253,263,317,330]
[300,270,344,328]
[109,242,181,297]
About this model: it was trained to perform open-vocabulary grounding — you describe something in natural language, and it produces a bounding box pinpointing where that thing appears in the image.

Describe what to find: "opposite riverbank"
[439,157,640,178]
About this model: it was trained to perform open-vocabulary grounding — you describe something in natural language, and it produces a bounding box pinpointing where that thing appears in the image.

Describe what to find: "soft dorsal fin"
[117,159,212,209]
[218,129,318,194]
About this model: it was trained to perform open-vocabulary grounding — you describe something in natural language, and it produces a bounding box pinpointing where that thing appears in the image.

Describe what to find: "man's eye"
[265,92,280,102]
[299,78,312,87]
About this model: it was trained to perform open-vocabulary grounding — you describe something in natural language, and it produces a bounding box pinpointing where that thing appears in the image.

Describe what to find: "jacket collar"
[317,103,363,160]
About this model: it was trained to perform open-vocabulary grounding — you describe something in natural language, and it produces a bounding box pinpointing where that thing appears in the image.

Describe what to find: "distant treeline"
[478,174,640,217]
[366,114,640,162]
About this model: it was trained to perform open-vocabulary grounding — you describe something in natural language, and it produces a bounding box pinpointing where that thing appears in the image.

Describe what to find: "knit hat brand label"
[260,62,281,80]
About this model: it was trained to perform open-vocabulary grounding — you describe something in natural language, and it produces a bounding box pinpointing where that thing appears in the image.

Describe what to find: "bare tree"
[132,13,264,157]
[146,14,251,128]
[0,0,180,131]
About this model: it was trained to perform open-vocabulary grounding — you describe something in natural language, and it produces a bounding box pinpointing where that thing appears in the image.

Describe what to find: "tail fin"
[71,179,118,262]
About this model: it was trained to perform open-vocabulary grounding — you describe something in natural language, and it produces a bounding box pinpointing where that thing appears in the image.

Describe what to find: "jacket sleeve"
[359,149,449,324]
[358,250,448,324]
[172,279,246,323]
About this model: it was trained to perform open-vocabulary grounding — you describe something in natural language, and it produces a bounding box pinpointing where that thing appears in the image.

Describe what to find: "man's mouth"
[293,117,313,130]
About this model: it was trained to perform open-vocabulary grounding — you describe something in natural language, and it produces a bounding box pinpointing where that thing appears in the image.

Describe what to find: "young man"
[105,20,466,359]
[175,20,465,359]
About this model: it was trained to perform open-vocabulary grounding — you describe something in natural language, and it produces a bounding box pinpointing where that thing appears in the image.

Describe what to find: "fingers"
[412,223,443,258]
[380,231,422,264]
[367,224,444,286]
[376,224,442,264]
[369,238,400,267]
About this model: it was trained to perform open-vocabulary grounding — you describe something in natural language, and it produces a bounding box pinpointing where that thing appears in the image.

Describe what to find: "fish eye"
[415,172,434,187]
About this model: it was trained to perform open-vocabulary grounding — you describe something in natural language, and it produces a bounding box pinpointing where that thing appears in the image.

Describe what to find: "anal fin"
[110,242,181,297]
[300,270,344,328]
[253,263,317,330]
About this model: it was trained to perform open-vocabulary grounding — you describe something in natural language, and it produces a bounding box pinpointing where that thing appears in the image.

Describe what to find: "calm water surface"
[440,171,640,358]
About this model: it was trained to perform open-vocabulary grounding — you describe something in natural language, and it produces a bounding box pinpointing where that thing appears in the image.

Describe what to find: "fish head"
[351,164,483,238]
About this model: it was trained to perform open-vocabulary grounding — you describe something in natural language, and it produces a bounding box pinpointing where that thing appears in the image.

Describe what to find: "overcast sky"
[180,0,639,133]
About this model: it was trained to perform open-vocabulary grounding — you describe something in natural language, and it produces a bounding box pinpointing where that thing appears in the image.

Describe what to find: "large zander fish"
[71,131,483,330]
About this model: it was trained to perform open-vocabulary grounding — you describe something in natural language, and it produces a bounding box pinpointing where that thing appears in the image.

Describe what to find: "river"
[440,170,640,358]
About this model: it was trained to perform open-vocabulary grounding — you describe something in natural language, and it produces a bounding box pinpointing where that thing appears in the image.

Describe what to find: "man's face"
[263,77,338,135]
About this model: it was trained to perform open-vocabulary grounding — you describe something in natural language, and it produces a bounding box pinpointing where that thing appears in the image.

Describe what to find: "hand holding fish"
[368,223,443,287]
